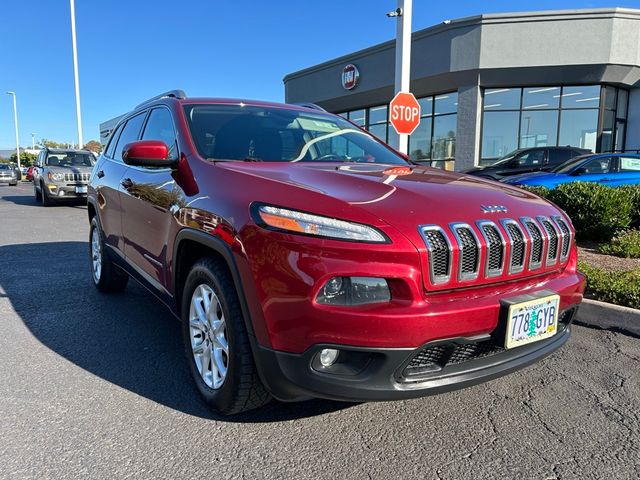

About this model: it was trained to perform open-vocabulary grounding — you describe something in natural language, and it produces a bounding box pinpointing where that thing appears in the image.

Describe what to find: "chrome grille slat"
[477,221,505,277]
[521,217,543,270]
[538,216,559,265]
[450,223,480,281]
[419,226,452,285]
[501,219,527,274]
[552,216,572,262]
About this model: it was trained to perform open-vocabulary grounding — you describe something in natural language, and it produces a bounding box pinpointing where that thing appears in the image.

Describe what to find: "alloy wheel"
[189,284,229,389]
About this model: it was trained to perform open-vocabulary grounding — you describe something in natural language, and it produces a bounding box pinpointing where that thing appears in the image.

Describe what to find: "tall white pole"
[393,0,412,154]
[70,0,83,148]
[7,92,20,171]
[31,133,35,150]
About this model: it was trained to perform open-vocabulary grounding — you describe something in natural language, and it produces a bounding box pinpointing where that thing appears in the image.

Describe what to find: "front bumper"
[253,307,576,402]
[46,183,88,197]
[0,177,17,184]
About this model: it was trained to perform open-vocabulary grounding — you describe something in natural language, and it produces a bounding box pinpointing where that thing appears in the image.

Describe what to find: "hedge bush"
[578,261,640,309]
[522,183,634,241]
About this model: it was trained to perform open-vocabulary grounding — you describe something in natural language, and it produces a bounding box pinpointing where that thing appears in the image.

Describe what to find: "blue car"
[502,153,640,188]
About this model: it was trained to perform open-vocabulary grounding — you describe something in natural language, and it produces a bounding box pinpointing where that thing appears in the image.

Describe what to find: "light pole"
[31,133,36,150]
[69,0,83,148]
[387,0,413,154]
[6,91,20,171]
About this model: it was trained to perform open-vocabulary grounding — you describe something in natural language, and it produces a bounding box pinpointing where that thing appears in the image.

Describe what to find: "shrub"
[618,185,640,229]
[520,185,551,199]
[547,183,631,241]
[578,261,640,309]
[598,229,640,258]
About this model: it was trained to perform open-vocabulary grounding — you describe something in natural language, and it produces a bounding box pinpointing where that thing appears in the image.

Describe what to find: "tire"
[181,258,270,415]
[34,182,42,201]
[89,216,128,292]
[41,183,53,206]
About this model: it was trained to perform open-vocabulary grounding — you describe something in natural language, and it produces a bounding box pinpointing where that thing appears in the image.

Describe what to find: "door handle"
[96,170,105,178]
[121,178,133,189]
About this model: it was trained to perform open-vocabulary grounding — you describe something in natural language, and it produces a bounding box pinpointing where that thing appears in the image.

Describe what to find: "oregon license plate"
[505,294,560,349]
[75,186,87,194]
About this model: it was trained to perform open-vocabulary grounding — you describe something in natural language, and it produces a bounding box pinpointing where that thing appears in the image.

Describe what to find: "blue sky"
[1,0,639,148]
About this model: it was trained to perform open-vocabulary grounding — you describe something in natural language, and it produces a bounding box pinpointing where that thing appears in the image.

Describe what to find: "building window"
[409,92,457,168]
[480,85,627,165]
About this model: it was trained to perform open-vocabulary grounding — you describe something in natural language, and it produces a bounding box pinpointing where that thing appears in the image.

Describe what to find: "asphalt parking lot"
[0,183,639,480]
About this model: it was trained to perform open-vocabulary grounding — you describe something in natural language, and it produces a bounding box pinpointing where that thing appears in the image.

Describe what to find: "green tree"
[83,140,103,153]
[40,139,68,148]
[10,151,37,166]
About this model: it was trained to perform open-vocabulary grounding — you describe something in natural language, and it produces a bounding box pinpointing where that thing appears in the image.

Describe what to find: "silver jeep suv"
[33,148,95,205]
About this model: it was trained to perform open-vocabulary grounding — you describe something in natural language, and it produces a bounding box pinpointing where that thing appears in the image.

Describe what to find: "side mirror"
[571,167,587,176]
[122,140,176,168]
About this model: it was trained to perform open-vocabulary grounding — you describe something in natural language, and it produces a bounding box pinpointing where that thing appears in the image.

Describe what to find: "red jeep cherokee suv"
[88,90,584,414]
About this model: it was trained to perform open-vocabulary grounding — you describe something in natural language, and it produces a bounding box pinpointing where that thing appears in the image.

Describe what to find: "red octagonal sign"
[389,92,421,135]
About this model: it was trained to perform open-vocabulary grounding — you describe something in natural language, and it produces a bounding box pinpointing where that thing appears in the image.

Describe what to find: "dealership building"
[284,8,640,171]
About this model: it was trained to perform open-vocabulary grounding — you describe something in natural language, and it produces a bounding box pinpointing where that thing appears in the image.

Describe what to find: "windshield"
[46,152,95,167]
[0,164,10,170]
[553,155,592,173]
[184,104,408,165]
[491,150,520,165]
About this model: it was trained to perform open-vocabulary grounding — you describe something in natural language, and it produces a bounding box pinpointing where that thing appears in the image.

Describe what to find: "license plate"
[505,294,559,349]
[75,186,87,194]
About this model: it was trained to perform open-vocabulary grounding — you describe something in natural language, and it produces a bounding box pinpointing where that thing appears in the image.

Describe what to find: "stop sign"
[389,92,421,135]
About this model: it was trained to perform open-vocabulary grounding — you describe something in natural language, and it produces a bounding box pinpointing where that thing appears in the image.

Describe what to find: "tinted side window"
[514,150,545,167]
[580,157,613,174]
[105,123,124,159]
[114,113,146,161]
[141,108,178,160]
[548,149,573,164]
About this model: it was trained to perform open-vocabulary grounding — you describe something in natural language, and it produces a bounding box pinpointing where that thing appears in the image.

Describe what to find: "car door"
[568,156,614,184]
[120,107,183,291]
[602,156,640,187]
[93,112,146,253]
[496,149,547,177]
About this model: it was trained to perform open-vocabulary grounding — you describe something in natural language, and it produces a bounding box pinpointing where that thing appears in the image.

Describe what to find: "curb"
[575,298,640,337]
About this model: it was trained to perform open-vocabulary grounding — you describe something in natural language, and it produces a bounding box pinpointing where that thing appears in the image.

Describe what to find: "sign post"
[390,0,413,154]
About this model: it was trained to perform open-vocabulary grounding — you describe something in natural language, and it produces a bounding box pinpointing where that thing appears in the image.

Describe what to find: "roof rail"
[135,89,187,109]
[292,102,327,112]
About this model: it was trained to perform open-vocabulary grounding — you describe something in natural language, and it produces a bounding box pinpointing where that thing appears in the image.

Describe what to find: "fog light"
[58,190,65,196]
[319,348,339,367]
[316,276,390,305]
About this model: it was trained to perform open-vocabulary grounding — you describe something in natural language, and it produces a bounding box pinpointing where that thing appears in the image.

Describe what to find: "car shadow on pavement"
[0,241,352,422]
[1,193,87,209]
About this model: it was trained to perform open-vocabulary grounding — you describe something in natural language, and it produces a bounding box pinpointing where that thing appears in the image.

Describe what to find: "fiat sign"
[389,92,421,135]
[341,64,359,90]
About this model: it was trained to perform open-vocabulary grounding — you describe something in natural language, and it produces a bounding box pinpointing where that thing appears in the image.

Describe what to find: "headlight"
[48,172,64,182]
[254,204,388,243]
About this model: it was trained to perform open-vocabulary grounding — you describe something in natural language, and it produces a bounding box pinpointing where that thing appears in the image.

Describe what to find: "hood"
[218,162,561,238]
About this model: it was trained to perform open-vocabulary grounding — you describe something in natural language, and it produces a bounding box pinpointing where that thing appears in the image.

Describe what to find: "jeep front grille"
[63,172,90,182]
[419,216,572,287]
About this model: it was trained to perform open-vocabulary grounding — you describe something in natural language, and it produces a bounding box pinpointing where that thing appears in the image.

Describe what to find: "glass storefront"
[480,85,628,165]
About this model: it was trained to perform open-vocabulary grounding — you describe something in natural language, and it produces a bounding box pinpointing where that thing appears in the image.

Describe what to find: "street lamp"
[31,133,36,150]
[69,0,83,148]
[6,91,20,171]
